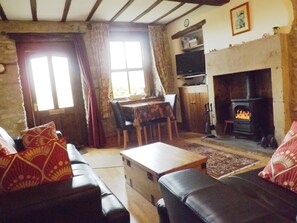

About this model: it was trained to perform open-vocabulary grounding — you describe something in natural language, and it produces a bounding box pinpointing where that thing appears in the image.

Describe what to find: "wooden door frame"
[10,33,83,128]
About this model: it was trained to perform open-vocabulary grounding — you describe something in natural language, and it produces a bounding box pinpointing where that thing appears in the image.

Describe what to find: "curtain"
[73,34,105,148]
[90,23,112,119]
[148,25,175,94]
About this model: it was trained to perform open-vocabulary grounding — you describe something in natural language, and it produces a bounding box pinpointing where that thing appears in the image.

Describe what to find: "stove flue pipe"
[246,73,255,99]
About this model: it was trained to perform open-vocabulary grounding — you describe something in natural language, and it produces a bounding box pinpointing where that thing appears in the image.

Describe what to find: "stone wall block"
[0,35,25,136]
[0,35,17,64]
[289,1,297,122]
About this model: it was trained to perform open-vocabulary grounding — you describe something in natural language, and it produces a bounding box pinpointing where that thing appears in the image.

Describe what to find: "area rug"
[82,153,123,169]
[182,143,260,178]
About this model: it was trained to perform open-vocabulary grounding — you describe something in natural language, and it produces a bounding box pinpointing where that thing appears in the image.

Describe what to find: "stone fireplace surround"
[205,34,291,143]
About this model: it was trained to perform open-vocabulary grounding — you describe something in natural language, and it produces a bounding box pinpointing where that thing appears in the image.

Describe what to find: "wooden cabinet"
[179,85,209,133]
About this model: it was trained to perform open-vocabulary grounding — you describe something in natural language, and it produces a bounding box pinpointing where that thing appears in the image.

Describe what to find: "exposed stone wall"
[0,21,87,33]
[0,35,25,137]
[289,0,297,121]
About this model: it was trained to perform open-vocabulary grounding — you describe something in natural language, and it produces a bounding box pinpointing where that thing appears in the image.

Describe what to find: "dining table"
[121,100,175,146]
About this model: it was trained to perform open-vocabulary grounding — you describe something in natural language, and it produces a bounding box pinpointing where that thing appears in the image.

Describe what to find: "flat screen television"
[175,50,205,76]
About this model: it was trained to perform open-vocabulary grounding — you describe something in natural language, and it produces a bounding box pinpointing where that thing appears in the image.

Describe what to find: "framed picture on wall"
[230,2,250,36]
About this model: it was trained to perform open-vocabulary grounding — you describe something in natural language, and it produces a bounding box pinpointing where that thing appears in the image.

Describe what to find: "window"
[109,40,146,99]
[30,55,74,111]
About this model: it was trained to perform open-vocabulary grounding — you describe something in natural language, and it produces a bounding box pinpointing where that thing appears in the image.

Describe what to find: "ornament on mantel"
[262,33,271,38]
[273,26,280,35]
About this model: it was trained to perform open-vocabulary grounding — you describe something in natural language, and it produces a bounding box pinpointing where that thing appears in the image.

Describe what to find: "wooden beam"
[86,0,103,22]
[0,4,8,21]
[166,4,201,25]
[132,0,162,22]
[151,2,185,24]
[30,0,37,21]
[165,0,229,6]
[165,0,198,3]
[61,0,72,22]
[171,19,206,39]
[111,0,135,22]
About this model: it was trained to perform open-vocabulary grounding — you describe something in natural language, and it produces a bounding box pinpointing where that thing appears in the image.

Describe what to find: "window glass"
[125,42,143,69]
[110,42,126,70]
[111,71,130,98]
[129,70,145,95]
[110,40,146,98]
[52,56,74,108]
[30,57,54,111]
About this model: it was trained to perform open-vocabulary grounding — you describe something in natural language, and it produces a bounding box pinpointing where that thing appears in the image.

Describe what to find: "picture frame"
[230,2,250,36]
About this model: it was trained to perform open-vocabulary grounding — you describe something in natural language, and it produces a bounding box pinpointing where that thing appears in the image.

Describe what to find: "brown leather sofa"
[0,129,130,223]
[157,168,297,223]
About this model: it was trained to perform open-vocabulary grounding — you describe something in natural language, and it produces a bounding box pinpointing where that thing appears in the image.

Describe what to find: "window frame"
[109,31,152,100]
[28,53,75,111]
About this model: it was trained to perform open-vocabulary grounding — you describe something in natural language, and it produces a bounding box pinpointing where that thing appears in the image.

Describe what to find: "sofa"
[157,168,297,223]
[0,128,130,223]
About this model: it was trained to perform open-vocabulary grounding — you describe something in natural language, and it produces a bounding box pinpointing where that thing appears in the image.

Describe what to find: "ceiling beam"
[166,0,229,6]
[111,0,135,22]
[166,4,201,25]
[86,0,103,22]
[132,0,162,22]
[151,2,185,24]
[30,0,37,21]
[61,0,72,22]
[0,4,8,21]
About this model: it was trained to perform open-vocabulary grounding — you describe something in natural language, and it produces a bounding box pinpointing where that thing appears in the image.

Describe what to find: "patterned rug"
[182,143,260,178]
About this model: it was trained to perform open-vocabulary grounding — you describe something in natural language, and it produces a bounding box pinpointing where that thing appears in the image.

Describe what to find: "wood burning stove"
[231,73,268,139]
[231,98,268,139]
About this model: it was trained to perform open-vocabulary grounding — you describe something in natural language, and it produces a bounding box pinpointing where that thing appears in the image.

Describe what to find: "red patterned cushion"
[0,138,73,193]
[0,135,17,156]
[258,132,297,193]
[0,148,8,156]
[20,122,58,149]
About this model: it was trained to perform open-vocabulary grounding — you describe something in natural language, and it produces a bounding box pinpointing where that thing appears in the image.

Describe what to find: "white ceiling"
[0,0,202,25]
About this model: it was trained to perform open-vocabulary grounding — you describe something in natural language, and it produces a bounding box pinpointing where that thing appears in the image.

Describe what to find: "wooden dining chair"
[111,100,148,149]
[152,94,179,141]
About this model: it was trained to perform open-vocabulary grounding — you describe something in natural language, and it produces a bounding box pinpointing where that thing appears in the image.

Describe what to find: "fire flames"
[235,109,251,120]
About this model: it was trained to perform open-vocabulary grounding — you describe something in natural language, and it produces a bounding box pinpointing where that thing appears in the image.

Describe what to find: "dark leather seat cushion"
[159,169,292,223]
[221,168,297,221]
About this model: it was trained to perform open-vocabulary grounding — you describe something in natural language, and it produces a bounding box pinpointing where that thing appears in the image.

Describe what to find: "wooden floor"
[86,131,271,223]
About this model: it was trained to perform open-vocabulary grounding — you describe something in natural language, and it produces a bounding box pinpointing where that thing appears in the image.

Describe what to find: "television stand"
[184,73,206,79]
[177,73,206,79]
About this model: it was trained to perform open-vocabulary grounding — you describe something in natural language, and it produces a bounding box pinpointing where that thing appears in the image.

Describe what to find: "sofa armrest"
[159,169,292,223]
[13,137,25,152]
[0,175,102,223]
[13,130,63,152]
[156,198,170,223]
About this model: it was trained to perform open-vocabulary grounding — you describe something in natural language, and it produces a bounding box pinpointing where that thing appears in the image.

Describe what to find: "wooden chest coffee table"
[120,142,207,205]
